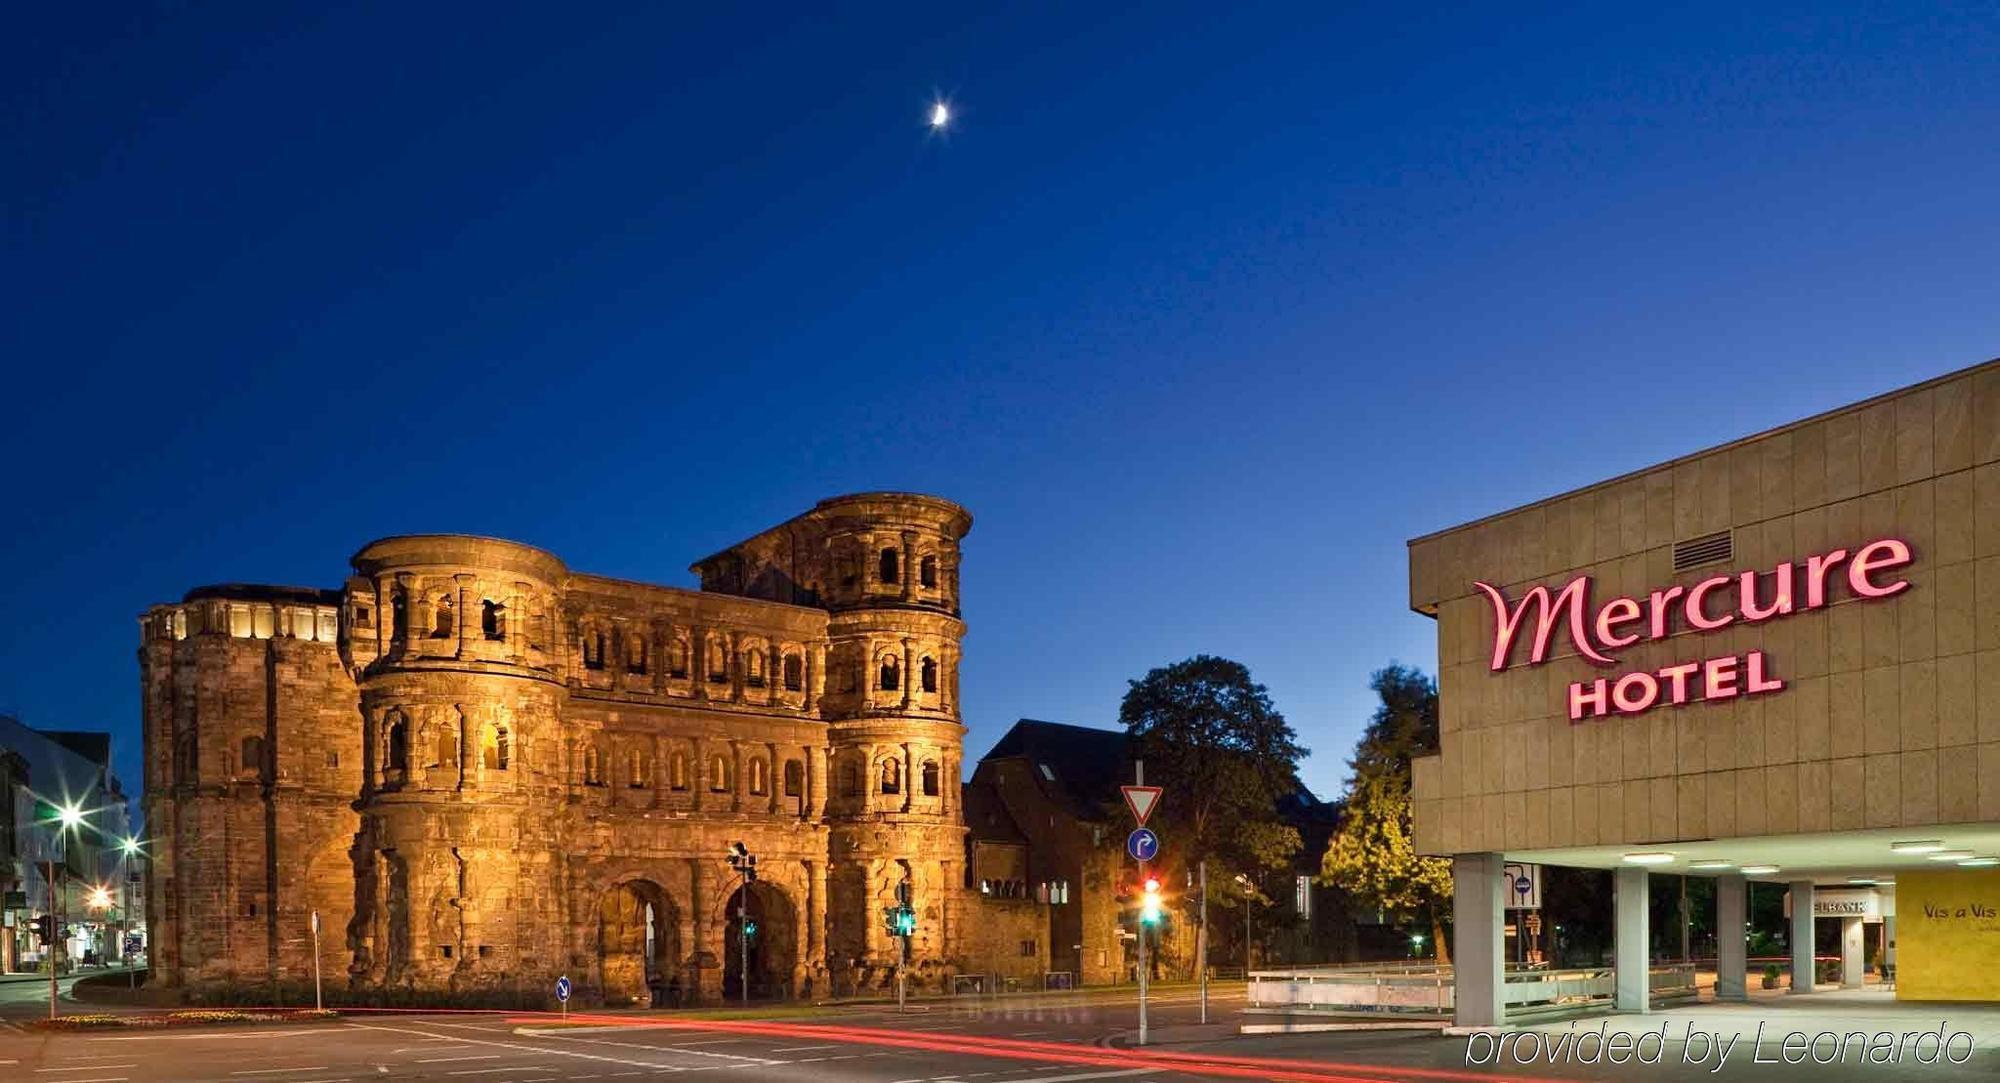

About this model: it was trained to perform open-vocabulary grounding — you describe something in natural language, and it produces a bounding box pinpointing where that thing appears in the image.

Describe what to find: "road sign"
[1127,827,1160,862]
[1500,861,1541,908]
[1121,785,1162,825]
[555,975,572,1003]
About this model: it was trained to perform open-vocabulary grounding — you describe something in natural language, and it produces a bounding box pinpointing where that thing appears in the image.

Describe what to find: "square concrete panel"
[1863,754,1901,828]
[1938,749,1978,823]
[1934,376,1973,473]
[1828,758,1864,830]
[1900,750,1939,826]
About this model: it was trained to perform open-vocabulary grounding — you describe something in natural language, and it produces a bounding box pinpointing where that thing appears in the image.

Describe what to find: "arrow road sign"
[1121,785,1162,825]
[555,975,572,1003]
[1127,827,1160,862]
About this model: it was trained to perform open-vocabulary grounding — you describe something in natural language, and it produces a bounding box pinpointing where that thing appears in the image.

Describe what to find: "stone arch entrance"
[598,879,679,1006]
[722,881,798,1001]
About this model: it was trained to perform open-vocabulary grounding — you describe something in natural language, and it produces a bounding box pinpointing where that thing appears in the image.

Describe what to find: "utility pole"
[311,909,323,1011]
[726,842,758,1006]
[1198,860,1208,1025]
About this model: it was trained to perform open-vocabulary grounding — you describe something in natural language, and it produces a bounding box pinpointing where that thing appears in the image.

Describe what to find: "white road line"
[344,1022,699,1071]
[448,1069,557,1077]
[771,1044,838,1052]
[35,1067,140,1073]
[230,1069,333,1076]
[417,1055,506,1063]
[531,1033,777,1065]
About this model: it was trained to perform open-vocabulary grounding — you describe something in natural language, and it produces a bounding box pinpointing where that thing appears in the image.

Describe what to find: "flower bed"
[34,1009,340,1031]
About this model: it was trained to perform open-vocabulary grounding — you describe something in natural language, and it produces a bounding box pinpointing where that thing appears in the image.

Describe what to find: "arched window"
[783,653,804,692]
[878,656,900,692]
[922,760,940,797]
[582,628,606,670]
[745,649,766,688]
[482,726,509,772]
[432,596,455,639]
[628,749,649,789]
[482,600,504,641]
[878,547,899,584]
[920,555,938,588]
[880,758,901,795]
[840,759,861,797]
[386,712,409,774]
[583,744,604,786]
[625,634,647,675]
[433,723,458,774]
[391,592,408,640]
[784,759,804,797]
[707,638,729,683]
[709,755,730,793]
[669,752,689,791]
[174,732,197,785]
[921,656,938,693]
[670,637,691,679]
[240,735,266,780]
[749,758,768,796]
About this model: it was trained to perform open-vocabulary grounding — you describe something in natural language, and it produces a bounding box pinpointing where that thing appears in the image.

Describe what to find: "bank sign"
[1476,538,1913,722]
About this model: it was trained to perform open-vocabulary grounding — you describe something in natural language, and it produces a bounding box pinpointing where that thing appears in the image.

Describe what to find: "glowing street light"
[56,803,85,830]
[120,836,142,857]
[87,885,113,910]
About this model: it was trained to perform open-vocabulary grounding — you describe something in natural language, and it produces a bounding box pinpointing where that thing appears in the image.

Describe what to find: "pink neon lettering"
[1685,575,1734,631]
[1660,662,1700,704]
[1739,563,1795,622]
[1594,597,1643,648]
[1804,549,1849,609]
[1569,679,1609,721]
[1745,650,1783,694]
[1611,672,1660,714]
[1475,577,1614,670]
[1647,586,1684,639]
[1704,655,1740,698]
[1848,539,1913,598]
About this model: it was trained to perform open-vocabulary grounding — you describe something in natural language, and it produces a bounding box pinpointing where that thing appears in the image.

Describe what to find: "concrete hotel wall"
[1408,361,2000,856]
[1894,868,2000,1001]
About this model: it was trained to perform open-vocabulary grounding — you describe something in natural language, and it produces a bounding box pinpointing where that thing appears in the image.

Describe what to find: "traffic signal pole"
[48,857,58,1021]
[1135,761,1147,1047]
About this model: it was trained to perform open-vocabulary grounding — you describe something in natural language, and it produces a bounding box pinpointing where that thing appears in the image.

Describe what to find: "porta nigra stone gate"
[139,493,974,1005]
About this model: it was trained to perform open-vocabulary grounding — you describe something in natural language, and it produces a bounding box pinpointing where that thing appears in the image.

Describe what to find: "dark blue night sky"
[5,3,1997,804]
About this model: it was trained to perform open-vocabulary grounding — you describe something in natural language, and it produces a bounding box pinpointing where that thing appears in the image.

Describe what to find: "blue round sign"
[555,975,572,1002]
[1127,827,1160,862]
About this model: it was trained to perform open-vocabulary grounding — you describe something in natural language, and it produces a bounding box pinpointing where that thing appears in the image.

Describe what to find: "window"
[878,547,899,584]
[386,712,409,774]
[175,732,197,784]
[583,744,604,787]
[922,761,939,797]
[355,605,373,628]
[837,556,858,588]
[1295,875,1313,919]
[628,749,649,789]
[746,649,765,688]
[432,597,454,639]
[1038,763,1055,782]
[840,760,861,797]
[482,726,509,772]
[749,758,768,796]
[1019,940,1036,958]
[439,945,453,959]
[326,751,339,769]
[920,555,938,588]
[708,639,729,683]
[880,758,901,795]
[434,725,457,771]
[670,638,690,679]
[391,592,408,640]
[482,600,504,641]
[783,653,803,692]
[582,629,607,671]
[878,657,900,692]
[921,656,937,693]
[240,735,266,780]
[784,759,803,797]
[709,755,730,793]
[626,635,647,675]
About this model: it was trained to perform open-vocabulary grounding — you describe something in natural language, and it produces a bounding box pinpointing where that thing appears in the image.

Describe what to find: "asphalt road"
[2,984,1996,1083]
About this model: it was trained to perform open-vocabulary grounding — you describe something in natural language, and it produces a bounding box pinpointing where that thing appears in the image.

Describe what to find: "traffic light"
[882,904,916,937]
[30,914,55,944]
[742,920,758,941]
[1139,877,1163,926]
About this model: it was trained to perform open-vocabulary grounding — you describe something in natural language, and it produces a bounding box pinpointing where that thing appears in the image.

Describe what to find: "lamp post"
[725,842,757,1006]
[120,836,141,989]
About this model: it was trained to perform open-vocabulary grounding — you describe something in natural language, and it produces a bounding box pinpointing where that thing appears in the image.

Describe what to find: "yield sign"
[1121,785,1162,826]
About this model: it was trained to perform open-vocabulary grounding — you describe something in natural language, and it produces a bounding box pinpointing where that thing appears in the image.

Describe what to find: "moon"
[929,101,950,128]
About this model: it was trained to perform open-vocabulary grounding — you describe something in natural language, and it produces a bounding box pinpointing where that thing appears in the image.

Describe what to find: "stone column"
[1451,852,1505,1028]
[900,638,915,711]
[809,859,827,962]
[690,857,718,1002]
[1715,874,1748,1001]
[901,531,917,602]
[376,576,393,656]
[807,745,826,819]
[805,643,823,713]
[1840,915,1864,989]
[728,632,743,703]
[455,574,474,658]
[507,587,527,662]
[766,742,781,814]
[1615,865,1649,1012]
[767,642,781,706]
[902,742,915,813]
[1789,881,1815,994]
[693,629,709,702]
[731,741,744,812]
[690,739,705,812]
[938,857,954,961]
[610,622,627,692]
[410,580,434,656]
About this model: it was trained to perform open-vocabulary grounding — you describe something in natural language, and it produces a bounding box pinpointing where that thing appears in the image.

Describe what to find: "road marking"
[448,1070,556,1077]
[345,1022,698,1071]
[36,1067,139,1073]
[417,1055,505,1064]
[772,1044,838,1052]
[230,1069,333,1076]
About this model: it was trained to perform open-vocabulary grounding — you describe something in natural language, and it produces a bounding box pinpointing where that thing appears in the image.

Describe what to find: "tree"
[1118,655,1309,877]
[1119,656,1309,975]
[1321,664,1453,962]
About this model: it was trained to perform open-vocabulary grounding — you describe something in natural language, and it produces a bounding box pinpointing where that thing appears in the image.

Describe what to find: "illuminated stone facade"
[139,493,972,1004]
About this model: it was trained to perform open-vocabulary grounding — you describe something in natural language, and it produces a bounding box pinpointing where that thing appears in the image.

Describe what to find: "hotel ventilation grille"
[1672,530,1733,572]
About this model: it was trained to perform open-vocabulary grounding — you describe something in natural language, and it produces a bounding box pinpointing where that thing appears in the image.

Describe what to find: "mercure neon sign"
[1475,538,1913,721]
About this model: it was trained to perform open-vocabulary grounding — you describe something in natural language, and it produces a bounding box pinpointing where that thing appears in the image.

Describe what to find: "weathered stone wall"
[142,493,979,1004]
